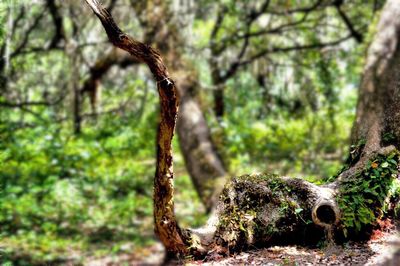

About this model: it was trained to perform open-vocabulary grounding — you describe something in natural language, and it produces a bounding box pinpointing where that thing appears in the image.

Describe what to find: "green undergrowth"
[337,150,400,237]
[210,69,357,181]
[0,122,205,264]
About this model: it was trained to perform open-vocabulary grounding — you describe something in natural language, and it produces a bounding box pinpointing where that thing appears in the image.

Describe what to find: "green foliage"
[338,151,400,237]
[0,3,5,43]
[0,106,205,263]
[218,73,355,179]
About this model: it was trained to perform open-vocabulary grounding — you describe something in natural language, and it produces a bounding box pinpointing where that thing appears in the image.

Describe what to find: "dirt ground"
[86,222,400,266]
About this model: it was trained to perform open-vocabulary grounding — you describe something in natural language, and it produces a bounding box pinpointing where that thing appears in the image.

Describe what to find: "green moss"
[216,173,308,250]
[338,150,399,237]
[235,173,292,194]
[235,173,280,182]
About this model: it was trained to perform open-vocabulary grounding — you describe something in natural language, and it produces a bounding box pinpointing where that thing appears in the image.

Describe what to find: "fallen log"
[187,146,399,257]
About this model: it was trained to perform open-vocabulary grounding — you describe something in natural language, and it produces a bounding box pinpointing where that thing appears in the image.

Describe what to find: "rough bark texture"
[81,46,227,211]
[189,174,340,253]
[84,0,188,255]
[351,0,400,154]
[185,152,399,257]
[142,0,228,210]
[87,0,400,259]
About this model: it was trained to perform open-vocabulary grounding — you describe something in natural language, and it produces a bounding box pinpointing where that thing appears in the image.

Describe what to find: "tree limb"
[238,34,352,67]
[334,3,363,43]
[81,48,139,112]
[266,0,325,15]
[10,9,46,57]
[46,0,66,48]
[84,0,189,256]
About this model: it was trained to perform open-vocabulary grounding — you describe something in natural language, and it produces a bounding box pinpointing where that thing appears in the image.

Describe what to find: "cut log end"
[312,200,340,227]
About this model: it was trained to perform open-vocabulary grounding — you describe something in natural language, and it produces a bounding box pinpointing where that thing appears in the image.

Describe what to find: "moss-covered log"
[190,174,338,253]
[186,147,400,256]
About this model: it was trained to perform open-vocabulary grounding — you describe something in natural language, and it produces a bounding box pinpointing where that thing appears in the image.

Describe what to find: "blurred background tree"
[0,0,385,264]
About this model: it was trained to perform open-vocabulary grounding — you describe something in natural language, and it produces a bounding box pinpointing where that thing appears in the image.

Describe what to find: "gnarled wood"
[84,0,188,256]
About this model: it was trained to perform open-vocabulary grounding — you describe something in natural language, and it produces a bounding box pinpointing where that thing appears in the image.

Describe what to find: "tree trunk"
[66,40,82,135]
[351,0,400,154]
[210,60,226,119]
[140,0,228,210]
[80,49,227,211]
[175,79,227,210]
[87,0,400,259]
[213,86,225,119]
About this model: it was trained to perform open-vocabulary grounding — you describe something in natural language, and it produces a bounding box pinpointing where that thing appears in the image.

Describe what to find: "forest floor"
[85,221,400,266]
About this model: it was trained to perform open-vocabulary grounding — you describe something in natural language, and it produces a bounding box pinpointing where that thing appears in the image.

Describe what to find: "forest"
[0,0,400,265]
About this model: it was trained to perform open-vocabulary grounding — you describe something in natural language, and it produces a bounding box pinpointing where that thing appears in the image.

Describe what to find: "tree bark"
[351,0,400,154]
[140,0,228,210]
[176,80,227,210]
[80,48,227,211]
[213,86,225,119]
[84,0,189,256]
[66,40,82,135]
[210,57,226,119]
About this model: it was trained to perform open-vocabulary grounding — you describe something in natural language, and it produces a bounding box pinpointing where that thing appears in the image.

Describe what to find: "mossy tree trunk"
[86,0,400,259]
